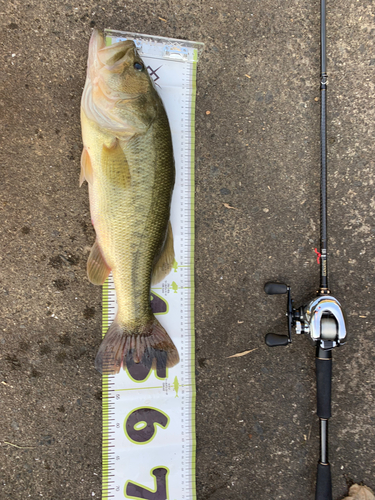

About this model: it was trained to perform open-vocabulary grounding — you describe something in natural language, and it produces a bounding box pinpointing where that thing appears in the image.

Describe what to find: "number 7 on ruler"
[125,467,169,500]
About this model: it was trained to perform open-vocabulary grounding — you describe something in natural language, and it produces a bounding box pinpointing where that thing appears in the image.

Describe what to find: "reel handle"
[264,284,293,346]
[264,282,288,295]
[265,333,289,347]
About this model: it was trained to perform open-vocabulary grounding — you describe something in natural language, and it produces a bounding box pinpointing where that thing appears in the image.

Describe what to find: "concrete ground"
[1,0,374,499]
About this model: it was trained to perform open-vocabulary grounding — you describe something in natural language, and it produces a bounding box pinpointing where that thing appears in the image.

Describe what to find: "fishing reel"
[264,282,347,349]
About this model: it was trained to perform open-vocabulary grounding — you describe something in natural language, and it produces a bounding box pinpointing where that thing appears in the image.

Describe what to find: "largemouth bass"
[80,29,179,375]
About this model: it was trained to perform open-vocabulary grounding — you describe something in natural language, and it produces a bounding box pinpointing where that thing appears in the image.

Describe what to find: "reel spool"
[320,317,337,341]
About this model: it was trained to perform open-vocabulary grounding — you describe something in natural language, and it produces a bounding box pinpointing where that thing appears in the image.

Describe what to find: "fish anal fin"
[102,138,131,188]
[151,221,175,285]
[80,147,93,186]
[87,239,111,285]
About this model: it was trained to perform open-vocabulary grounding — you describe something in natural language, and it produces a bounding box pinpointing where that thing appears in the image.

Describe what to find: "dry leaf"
[4,441,35,449]
[343,484,375,500]
[227,348,258,358]
[245,74,251,78]
[223,203,237,210]
[206,110,211,115]
[237,320,244,324]
[158,16,167,22]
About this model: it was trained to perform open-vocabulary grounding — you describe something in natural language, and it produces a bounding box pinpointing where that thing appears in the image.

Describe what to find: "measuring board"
[100,31,203,500]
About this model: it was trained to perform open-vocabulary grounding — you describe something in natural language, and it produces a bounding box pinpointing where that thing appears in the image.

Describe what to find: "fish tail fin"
[95,316,179,376]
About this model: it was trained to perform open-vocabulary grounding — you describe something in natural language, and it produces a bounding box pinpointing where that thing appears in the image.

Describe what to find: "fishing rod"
[263,1,347,499]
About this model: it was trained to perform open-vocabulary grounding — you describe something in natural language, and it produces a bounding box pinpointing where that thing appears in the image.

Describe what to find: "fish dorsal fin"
[87,239,111,285]
[102,138,131,188]
[151,221,175,285]
[80,147,93,186]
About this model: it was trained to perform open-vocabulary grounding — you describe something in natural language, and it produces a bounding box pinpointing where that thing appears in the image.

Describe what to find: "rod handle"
[316,355,332,419]
[315,462,332,500]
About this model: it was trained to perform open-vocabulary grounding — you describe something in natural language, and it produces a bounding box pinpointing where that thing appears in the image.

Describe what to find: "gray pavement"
[1,0,374,499]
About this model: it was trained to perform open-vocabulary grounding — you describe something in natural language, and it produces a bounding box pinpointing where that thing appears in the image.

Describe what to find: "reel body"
[264,282,347,349]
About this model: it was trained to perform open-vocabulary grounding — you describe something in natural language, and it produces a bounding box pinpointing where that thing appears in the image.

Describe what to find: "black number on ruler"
[125,467,169,500]
[126,408,169,444]
[127,361,167,381]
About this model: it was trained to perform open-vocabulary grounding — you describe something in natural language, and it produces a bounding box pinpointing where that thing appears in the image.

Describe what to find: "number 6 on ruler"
[125,407,169,445]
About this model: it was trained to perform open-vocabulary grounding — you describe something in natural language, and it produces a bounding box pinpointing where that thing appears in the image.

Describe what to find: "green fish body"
[80,30,179,375]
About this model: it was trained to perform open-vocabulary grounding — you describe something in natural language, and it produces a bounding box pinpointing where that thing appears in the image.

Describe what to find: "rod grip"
[316,356,332,419]
[315,462,332,500]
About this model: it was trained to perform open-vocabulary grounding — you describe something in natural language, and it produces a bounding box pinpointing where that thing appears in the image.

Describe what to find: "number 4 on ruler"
[125,467,169,500]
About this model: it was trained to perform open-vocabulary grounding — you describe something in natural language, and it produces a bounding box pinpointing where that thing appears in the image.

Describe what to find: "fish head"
[82,29,160,135]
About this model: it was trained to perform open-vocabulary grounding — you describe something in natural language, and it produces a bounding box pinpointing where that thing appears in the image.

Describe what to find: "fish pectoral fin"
[80,147,93,186]
[102,138,131,188]
[151,221,175,285]
[87,239,111,285]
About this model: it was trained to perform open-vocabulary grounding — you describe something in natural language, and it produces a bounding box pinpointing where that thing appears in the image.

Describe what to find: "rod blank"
[320,0,328,292]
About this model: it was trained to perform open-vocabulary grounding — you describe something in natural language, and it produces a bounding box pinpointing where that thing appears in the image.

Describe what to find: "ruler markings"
[101,40,198,500]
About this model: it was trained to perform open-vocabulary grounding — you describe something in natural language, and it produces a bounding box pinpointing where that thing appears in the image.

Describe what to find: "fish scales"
[88,116,174,325]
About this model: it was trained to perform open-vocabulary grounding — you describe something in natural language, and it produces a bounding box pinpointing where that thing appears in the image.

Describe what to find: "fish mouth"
[82,30,146,133]
[85,30,138,106]
[89,29,137,73]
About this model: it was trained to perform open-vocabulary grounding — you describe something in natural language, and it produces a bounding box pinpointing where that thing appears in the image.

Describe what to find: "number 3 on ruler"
[124,408,170,499]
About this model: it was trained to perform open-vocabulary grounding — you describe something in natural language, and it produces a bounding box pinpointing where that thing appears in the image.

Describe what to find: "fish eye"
[134,62,144,71]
